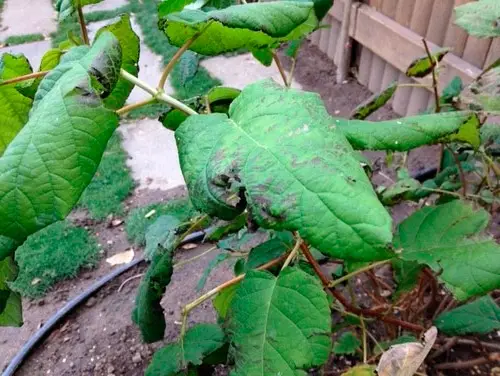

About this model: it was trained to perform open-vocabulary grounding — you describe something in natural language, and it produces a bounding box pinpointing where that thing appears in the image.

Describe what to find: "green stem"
[120,69,197,115]
[116,97,155,116]
[77,4,90,45]
[272,52,288,87]
[281,236,302,270]
[174,246,218,270]
[422,38,440,113]
[328,260,391,289]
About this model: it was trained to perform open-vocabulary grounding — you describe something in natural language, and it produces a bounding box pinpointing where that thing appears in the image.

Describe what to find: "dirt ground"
[0,42,475,376]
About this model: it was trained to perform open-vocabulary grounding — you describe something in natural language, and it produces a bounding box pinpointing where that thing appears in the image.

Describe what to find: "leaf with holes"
[229,268,331,375]
[176,80,393,261]
[96,14,140,109]
[0,32,121,241]
[435,295,500,335]
[159,2,318,56]
[455,0,500,38]
[396,200,500,301]
[338,111,481,151]
[406,48,450,78]
[145,323,226,376]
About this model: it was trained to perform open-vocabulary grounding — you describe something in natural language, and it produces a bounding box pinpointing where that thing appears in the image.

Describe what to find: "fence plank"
[310,30,321,46]
[319,17,332,53]
[327,20,341,60]
[368,54,385,93]
[358,46,373,87]
[409,0,434,36]
[426,0,454,46]
[463,36,492,68]
[443,0,469,57]
[485,38,500,69]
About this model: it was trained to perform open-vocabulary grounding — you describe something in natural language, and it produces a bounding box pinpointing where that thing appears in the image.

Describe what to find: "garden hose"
[2,167,438,376]
[2,230,207,376]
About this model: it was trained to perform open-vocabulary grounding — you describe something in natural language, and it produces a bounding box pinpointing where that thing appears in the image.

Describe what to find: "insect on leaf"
[159,2,318,56]
[406,48,450,78]
[377,327,437,376]
[454,0,500,38]
[435,295,500,336]
[350,81,397,120]
[176,79,393,261]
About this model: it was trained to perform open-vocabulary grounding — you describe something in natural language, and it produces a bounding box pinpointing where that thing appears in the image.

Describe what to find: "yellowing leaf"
[106,249,135,266]
[376,327,437,376]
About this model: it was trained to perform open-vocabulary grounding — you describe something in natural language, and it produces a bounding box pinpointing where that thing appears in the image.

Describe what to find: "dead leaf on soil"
[106,249,135,266]
[181,243,197,250]
[376,326,437,376]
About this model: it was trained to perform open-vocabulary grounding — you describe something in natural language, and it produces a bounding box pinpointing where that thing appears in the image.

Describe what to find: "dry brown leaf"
[181,243,197,250]
[106,249,135,266]
[376,326,437,376]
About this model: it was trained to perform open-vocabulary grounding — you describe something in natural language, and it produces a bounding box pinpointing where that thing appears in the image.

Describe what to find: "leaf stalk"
[0,70,49,86]
[77,4,90,45]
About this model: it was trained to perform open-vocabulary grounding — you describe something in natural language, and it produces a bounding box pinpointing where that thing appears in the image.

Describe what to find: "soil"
[0,42,493,376]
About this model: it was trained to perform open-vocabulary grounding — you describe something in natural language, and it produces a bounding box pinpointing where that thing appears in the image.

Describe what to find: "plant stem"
[300,243,425,333]
[287,58,297,88]
[281,236,302,270]
[434,353,500,370]
[456,339,500,352]
[0,70,49,86]
[157,33,202,90]
[482,152,500,177]
[422,38,440,113]
[77,4,90,45]
[360,316,368,363]
[116,97,156,116]
[328,260,391,288]
[447,146,467,196]
[120,69,197,115]
[397,83,432,89]
[174,246,218,269]
[272,52,288,87]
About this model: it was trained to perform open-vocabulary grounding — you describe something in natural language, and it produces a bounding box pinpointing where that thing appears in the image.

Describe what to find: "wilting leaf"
[376,327,437,376]
[333,331,361,355]
[459,65,500,112]
[351,81,397,120]
[406,48,450,78]
[145,324,226,376]
[229,268,331,375]
[339,111,481,151]
[145,215,181,260]
[0,257,22,327]
[176,80,393,261]
[396,201,500,301]
[0,33,121,241]
[435,295,500,335]
[159,2,318,56]
[455,0,500,38]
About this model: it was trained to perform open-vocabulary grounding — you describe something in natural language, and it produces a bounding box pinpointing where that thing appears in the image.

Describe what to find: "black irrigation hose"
[4,168,439,376]
[2,230,207,376]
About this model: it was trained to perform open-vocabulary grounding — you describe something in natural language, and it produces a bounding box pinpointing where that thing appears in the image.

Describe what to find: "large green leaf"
[145,323,226,376]
[56,0,104,21]
[229,268,331,375]
[455,0,500,38]
[396,201,500,301]
[350,81,397,120]
[0,257,22,327]
[338,111,481,151]
[96,15,140,109]
[132,245,174,343]
[435,295,500,335]
[159,2,318,56]
[176,80,393,261]
[0,54,33,156]
[459,66,500,112]
[0,32,121,241]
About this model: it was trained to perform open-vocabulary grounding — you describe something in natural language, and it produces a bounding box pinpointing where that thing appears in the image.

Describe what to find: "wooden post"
[336,0,354,83]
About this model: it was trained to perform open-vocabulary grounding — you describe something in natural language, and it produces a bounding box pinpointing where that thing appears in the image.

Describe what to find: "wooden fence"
[310,0,500,116]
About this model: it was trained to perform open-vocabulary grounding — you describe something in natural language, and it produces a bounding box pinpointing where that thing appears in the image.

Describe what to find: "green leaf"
[176,80,393,261]
[175,51,199,87]
[159,0,197,16]
[196,251,230,291]
[435,295,500,336]
[229,268,331,375]
[23,49,65,99]
[441,76,463,105]
[380,174,421,205]
[206,213,247,241]
[333,331,361,355]
[146,323,226,376]
[217,229,269,252]
[341,365,376,376]
[396,200,500,301]
[295,0,332,21]
[252,49,273,67]
[455,0,500,38]
[0,32,121,241]
[286,39,303,59]
[406,48,450,78]
[392,259,422,300]
[0,257,22,327]
[350,81,397,120]
[160,2,318,56]
[459,65,500,112]
[213,283,238,319]
[244,237,291,272]
[96,14,140,109]
[0,236,18,261]
[56,0,104,21]
[145,215,181,260]
[133,246,174,343]
[0,53,34,96]
[339,111,481,151]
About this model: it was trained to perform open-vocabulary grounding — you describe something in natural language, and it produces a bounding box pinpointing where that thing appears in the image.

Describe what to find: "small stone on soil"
[85,297,97,308]
[132,352,142,363]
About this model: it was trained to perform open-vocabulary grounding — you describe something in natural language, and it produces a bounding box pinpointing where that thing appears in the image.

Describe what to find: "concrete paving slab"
[0,0,57,40]
[201,53,302,90]
[0,40,52,69]
[119,119,185,191]
[84,0,129,12]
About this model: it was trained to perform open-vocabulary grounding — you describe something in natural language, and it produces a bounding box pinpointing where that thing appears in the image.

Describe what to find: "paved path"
[0,40,51,69]
[84,0,129,12]
[0,0,56,40]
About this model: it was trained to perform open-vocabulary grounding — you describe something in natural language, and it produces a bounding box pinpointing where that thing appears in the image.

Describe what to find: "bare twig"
[455,339,500,352]
[429,337,458,360]
[434,353,500,370]
[77,4,90,45]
